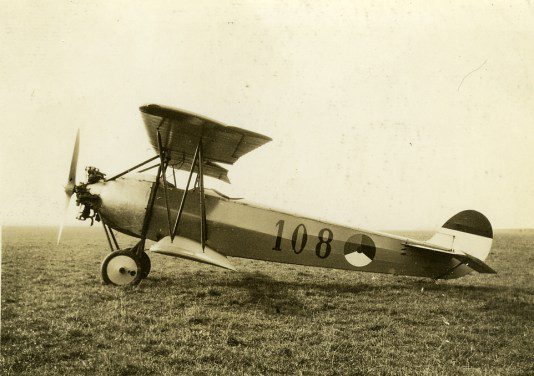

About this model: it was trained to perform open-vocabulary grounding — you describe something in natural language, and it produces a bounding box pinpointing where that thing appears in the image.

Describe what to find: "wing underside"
[170,154,230,183]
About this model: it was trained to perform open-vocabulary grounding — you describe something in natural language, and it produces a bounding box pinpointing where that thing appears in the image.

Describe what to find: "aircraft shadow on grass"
[144,270,532,320]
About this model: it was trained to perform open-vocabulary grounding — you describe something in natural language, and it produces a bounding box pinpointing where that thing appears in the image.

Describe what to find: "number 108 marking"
[272,220,333,259]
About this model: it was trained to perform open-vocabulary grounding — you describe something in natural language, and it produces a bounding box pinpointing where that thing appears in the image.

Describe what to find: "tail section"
[428,210,493,261]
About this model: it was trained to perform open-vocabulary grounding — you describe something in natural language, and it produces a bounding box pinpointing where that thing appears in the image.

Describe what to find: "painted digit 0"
[291,224,307,254]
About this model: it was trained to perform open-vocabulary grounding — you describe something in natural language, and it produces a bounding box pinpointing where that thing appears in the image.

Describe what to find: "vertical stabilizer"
[428,210,493,261]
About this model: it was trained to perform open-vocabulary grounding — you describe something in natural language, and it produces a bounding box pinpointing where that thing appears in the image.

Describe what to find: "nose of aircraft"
[58,135,107,241]
[74,167,106,225]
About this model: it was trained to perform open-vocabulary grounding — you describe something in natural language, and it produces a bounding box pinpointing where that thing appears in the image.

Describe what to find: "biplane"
[58,104,496,285]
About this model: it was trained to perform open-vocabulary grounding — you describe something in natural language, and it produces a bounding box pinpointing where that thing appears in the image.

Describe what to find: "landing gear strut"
[139,251,151,279]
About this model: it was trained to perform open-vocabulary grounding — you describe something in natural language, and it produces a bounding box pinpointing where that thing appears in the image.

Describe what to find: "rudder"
[428,210,493,261]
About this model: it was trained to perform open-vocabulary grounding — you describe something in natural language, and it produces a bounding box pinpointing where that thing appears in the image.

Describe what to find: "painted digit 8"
[315,228,333,259]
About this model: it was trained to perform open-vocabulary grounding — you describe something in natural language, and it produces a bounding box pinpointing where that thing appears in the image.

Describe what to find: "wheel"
[101,250,142,286]
[122,248,151,279]
[139,251,151,279]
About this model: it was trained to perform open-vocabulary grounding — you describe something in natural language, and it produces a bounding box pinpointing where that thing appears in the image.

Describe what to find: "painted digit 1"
[272,220,284,251]
[315,228,333,258]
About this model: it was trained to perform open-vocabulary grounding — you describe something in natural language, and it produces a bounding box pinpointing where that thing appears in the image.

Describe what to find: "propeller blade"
[58,129,80,245]
[57,193,71,245]
[65,129,80,196]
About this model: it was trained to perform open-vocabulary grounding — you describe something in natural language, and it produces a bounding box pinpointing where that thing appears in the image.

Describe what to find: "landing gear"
[98,126,212,286]
[100,240,152,285]
[101,250,144,286]
[139,251,151,279]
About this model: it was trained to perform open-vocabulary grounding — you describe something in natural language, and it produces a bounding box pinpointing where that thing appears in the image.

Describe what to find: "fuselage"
[86,176,472,279]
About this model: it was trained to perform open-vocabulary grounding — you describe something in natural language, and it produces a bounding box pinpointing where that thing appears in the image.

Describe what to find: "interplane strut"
[127,131,209,256]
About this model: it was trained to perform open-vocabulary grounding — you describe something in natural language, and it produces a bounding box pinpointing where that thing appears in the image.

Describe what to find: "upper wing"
[140,105,272,176]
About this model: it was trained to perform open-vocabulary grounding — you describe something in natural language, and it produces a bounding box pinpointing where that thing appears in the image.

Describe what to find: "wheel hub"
[106,254,139,285]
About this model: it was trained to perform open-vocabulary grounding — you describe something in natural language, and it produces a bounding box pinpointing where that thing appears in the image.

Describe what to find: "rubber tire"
[101,250,142,286]
[139,251,151,279]
[122,248,150,278]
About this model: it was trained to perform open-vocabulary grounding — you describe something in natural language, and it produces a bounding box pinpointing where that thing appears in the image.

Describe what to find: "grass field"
[1,226,533,375]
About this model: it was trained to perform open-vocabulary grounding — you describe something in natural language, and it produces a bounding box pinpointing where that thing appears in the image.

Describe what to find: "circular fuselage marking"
[344,234,376,267]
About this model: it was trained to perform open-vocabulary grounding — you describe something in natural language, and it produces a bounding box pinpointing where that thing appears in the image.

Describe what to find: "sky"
[1,1,533,230]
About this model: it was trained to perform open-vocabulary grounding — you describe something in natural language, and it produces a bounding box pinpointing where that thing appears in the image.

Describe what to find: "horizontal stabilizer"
[404,241,496,274]
[453,252,497,274]
[150,236,237,271]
